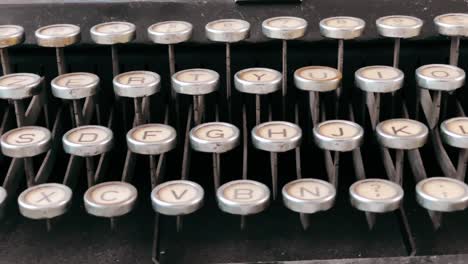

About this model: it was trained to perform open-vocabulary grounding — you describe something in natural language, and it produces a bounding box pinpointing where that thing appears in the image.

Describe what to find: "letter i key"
[0,25,24,74]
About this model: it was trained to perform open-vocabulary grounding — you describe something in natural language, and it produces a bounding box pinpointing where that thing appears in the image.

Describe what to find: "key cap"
[376,119,429,149]
[35,24,80,47]
[51,72,99,100]
[313,120,364,152]
[294,66,341,92]
[18,183,72,219]
[148,21,193,44]
[151,180,204,215]
[217,179,270,215]
[62,125,113,157]
[434,13,468,37]
[376,15,423,39]
[84,181,138,217]
[441,117,468,148]
[90,21,136,45]
[355,66,404,93]
[320,16,365,40]
[127,123,177,155]
[1,126,51,158]
[0,25,24,48]
[282,178,336,214]
[0,73,42,99]
[350,178,404,213]
[416,177,468,212]
[416,64,465,91]
[206,19,250,42]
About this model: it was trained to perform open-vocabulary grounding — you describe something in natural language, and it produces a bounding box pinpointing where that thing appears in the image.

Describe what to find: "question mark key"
[349,178,404,213]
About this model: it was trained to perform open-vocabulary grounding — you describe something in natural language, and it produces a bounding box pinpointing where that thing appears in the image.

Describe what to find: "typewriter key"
[113,71,161,98]
[90,21,136,45]
[206,19,250,43]
[84,181,138,217]
[151,180,204,215]
[251,121,302,152]
[355,66,404,93]
[376,15,423,39]
[350,178,404,213]
[127,124,177,155]
[35,24,80,47]
[18,183,72,219]
[416,177,468,212]
[217,180,270,215]
[282,178,336,214]
[416,64,465,91]
[0,73,42,100]
[376,119,428,150]
[62,125,113,157]
[313,120,364,152]
[319,16,365,40]
[148,21,193,44]
[294,66,341,92]
[1,126,51,158]
[51,72,99,100]
[441,117,468,148]
[434,13,468,37]
[0,25,24,49]
[262,16,307,40]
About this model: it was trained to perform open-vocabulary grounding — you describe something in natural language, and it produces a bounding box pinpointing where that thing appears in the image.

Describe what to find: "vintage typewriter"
[1,0,468,263]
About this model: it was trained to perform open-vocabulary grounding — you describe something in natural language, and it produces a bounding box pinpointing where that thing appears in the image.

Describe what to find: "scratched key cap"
[18,183,72,219]
[151,180,204,216]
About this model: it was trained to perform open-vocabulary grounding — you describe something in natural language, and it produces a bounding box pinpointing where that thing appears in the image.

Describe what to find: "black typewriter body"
[1,1,468,264]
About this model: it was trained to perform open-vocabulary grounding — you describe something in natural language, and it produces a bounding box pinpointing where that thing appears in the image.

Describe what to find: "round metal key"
[262,16,307,40]
[441,117,468,148]
[113,71,161,98]
[294,66,342,92]
[206,19,250,43]
[313,120,364,152]
[148,21,193,44]
[190,122,240,153]
[126,123,177,155]
[434,13,468,37]
[51,72,99,100]
[350,178,404,213]
[0,25,24,48]
[376,119,428,149]
[90,21,136,45]
[1,126,51,158]
[18,183,72,219]
[62,125,113,157]
[376,15,423,39]
[234,68,282,94]
[416,64,465,91]
[217,180,270,215]
[416,177,468,212]
[84,181,138,217]
[151,180,204,215]
[320,16,365,39]
[172,68,219,95]
[35,24,80,47]
[0,73,42,99]
[355,65,404,93]
[251,121,302,152]
[282,178,336,214]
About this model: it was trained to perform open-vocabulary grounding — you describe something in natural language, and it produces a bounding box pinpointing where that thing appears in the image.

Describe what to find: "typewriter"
[1,0,468,263]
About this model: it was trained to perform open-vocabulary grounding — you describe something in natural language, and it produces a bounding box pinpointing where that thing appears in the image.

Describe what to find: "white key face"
[265,17,306,29]
[207,19,249,31]
[54,73,98,88]
[436,14,468,26]
[221,182,268,204]
[174,70,217,84]
[0,74,40,89]
[23,185,69,207]
[94,22,133,34]
[379,119,424,137]
[3,127,48,146]
[256,123,300,141]
[297,67,340,81]
[193,123,236,142]
[130,124,174,143]
[358,66,400,80]
[444,118,468,136]
[285,180,333,200]
[420,178,467,200]
[420,65,463,80]
[0,25,22,37]
[37,24,79,37]
[238,69,279,83]
[88,182,136,205]
[150,21,191,33]
[317,121,361,139]
[354,180,399,200]
[324,17,363,29]
[379,16,421,27]
[65,126,111,145]
[155,182,200,204]
[116,72,159,87]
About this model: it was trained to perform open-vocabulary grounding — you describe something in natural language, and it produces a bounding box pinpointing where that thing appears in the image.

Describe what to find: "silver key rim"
[148,21,193,44]
[151,180,204,215]
[84,181,138,217]
[416,177,468,212]
[205,19,250,42]
[172,68,219,95]
[251,121,302,152]
[376,118,428,149]
[35,24,80,47]
[376,15,423,39]
[0,186,7,215]
[319,16,365,39]
[294,66,341,92]
[113,70,161,98]
[62,125,113,157]
[416,64,465,91]
[217,179,270,215]
[282,178,336,214]
[1,126,52,158]
[126,123,177,155]
[355,65,404,93]
[313,120,364,152]
[190,122,240,153]
[434,13,468,37]
[0,25,24,48]
[234,67,282,94]
[90,21,136,45]
[51,72,99,100]
[350,178,404,213]
[262,16,307,40]
[441,117,468,149]
[18,183,72,219]
[0,73,42,100]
